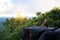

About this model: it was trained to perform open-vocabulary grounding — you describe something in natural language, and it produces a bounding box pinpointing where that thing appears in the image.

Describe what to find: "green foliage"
[36,12,41,16]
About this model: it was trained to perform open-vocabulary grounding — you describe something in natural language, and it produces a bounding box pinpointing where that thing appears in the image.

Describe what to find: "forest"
[0,7,60,40]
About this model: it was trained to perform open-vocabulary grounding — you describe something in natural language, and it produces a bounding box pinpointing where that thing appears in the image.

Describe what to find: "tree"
[36,12,41,17]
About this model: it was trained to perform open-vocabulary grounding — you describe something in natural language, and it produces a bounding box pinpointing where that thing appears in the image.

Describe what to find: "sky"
[0,0,60,17]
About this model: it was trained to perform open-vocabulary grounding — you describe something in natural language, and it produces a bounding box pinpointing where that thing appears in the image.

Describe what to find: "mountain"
[0,17,11,29]
[0,17,13,22]
[0,17,7,23]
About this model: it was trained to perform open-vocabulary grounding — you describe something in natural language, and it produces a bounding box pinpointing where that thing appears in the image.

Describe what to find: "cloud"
[0,0,13,14]
[30,0,60,13]
[0,0,60,17]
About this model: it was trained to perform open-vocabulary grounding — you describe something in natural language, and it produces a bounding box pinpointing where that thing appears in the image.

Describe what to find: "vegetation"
[0,7,60,40]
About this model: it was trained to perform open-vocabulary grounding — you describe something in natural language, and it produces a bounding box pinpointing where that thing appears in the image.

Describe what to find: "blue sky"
[0,0,60,17]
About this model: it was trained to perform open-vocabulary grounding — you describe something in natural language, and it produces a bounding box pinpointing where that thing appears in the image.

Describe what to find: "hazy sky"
[0,0,60,17]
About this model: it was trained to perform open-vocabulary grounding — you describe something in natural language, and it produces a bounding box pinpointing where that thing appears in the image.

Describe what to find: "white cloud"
[0,14,16,17]
[0,0,60,17]
[16,4,30,13]
[29,0,60,13]
[0,0,13,13]
[14,4,36,17]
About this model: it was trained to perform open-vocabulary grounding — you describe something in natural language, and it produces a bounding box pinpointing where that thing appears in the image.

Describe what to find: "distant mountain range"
[0,16,34,23]
[0,17,7,23]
